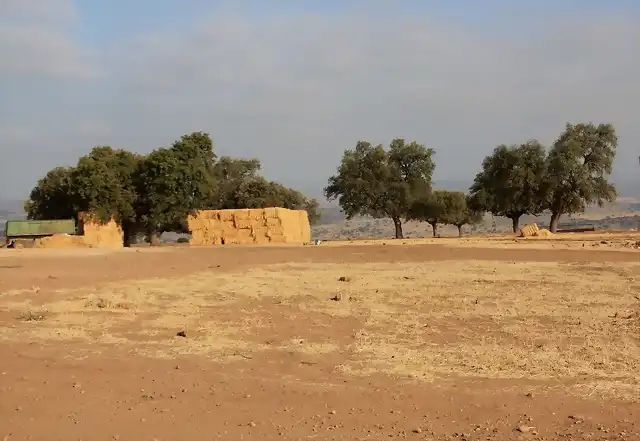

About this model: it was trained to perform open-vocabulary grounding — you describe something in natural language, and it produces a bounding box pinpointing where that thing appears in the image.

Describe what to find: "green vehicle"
[4,219,77,248]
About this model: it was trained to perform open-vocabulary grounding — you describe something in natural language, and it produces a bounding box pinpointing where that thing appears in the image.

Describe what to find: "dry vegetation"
[2,257,639,401]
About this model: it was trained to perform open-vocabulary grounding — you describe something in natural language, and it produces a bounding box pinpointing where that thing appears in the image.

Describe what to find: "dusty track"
[1,243,638,291]
[0,244,639,440]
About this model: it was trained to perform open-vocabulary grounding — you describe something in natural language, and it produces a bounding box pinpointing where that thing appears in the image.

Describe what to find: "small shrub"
[176,237,189,244]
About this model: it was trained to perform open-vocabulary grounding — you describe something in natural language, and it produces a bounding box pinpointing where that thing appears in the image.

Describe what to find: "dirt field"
[1,239,639,440]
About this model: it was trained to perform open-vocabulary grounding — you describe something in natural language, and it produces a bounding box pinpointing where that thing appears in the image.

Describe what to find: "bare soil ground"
[1,240,639,440]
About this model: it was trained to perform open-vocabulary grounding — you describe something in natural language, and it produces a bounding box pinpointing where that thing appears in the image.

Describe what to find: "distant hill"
[0,200,25,218]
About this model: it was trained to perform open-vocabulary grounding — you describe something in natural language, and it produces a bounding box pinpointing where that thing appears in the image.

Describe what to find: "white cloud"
[0,0,98,81]
[2,4,640,199]
[0,26,101,80]
[106,11,640,191]
[0,0,79,23]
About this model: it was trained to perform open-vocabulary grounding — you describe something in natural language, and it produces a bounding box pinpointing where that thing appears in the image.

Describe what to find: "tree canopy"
[409,190,482,237]
[324,139,435,238]
[25,132,320,245]
[468,140,548,233]
[25,121,621,243]
[24,166,75,220]
[544,123,618,232]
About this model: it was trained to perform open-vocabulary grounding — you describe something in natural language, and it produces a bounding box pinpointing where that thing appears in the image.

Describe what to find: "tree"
[136,132,217,239]
[24,166,76,220]
[325,139,435,239]
[469,141,547,233]
[223,176,321,225]
[210,157,263,209]
[545,123,617,232]
[70,146,142,246]
[445,193,484,237]
[25,148,144,246]
[409,190,448,237]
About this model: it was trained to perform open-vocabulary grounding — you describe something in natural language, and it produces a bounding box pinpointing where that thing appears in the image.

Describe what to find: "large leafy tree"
[325,139,435,239]
[409,189,448,237]
[445,193,484,237]
[410,190,484,237]
[136,133,217,239]
[25,130,321,244]
[24,166,76,220]
[210,156,262,209]
[544,123,617,232]
[468,140,547,233]
[71,146,142,245]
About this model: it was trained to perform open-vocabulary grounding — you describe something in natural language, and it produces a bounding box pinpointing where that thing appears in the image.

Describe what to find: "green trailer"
[4,219,77,248]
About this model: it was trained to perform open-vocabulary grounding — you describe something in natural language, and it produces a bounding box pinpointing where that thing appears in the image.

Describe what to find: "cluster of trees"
[25,132,319,245]
[25,122,619,243]
[325,122,618,238]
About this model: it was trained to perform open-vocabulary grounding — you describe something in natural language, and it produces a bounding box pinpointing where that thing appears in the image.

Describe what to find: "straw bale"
[234,218,254,229]
[263,207,278,218]
[218,210,235,221]
[248,208,266,220]
[298,210,311,243]
[254,235,270,244]
[534,228,554,237]
[519,223,539,238]
[232,209,251,221]
[34,234,87,249]
[266,226,285,237]
[251,226,269,237]
[269,234,287,243]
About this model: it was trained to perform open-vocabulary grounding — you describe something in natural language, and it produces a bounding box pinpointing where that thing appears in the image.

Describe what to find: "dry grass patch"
[0,259,638,400]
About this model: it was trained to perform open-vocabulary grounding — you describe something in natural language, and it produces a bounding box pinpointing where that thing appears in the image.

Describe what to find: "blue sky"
[2,0,640,200]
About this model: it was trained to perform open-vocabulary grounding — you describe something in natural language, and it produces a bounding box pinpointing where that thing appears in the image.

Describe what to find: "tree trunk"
[429,222,438,237]
[549,212,562,233]
[510,216,521,234]
[147,227,161,246]
[392,217,403,239]
[457,224,463,237]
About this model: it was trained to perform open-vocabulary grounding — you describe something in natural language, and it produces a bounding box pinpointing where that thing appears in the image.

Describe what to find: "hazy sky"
[2,0,639,200]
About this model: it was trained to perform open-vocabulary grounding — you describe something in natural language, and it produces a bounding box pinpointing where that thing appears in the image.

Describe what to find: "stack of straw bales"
[188,207,311,245]
[76,212,124,249]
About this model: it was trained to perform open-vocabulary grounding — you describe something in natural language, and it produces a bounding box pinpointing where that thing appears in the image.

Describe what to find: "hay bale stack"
[187,207,311,246]
[519,223,539,237]
[77,212,124,249]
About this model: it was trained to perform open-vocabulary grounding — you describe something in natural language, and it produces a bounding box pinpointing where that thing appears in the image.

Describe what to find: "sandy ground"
[0,241,639,440]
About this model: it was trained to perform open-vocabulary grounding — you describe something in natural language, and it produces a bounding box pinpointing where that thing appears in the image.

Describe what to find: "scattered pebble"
[517,425,535,433]
[176,331,186,338]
